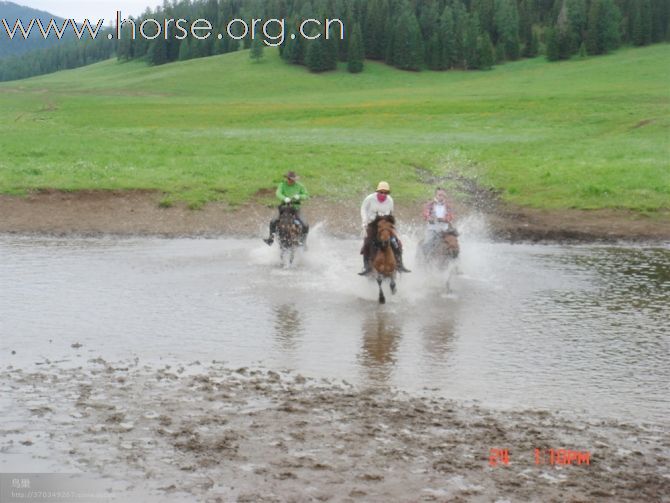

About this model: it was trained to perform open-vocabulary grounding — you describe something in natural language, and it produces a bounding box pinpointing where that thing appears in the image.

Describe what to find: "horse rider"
[358,181,411,275]
[422,187,458,253]
[263,171,309,246]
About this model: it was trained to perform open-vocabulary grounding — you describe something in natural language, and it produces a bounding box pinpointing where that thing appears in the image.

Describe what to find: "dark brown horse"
[370,216,397,304]
[277,203,302,266]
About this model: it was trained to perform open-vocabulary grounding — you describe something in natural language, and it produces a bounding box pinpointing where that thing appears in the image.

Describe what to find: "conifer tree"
[250,37,264,62]
[585,0,621,54]
[426,33,442,70]
[519,0,534,57]
[178,37,191,61]
[148,38,168,66]
[545,27,560,60]
[478,32,495,69]
[364,0,388,59]
[347,22,365,73]
[389,5,424,71]
[305,31,328,72]
[578,41,587,57]
[600,0,622,52]
[439,5,456,69]
[585,0,602,54]
[464,14,481,69]
[494,0,521,60]
[283,18,305,64]
[495,42,506,63]
[452,1,468,68]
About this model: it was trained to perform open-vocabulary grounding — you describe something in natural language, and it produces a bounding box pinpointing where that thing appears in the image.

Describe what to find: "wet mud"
[2,359,668,502]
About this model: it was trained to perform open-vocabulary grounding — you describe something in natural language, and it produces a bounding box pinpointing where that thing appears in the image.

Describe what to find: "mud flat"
[2,359,668,502]
[0,190,669,242]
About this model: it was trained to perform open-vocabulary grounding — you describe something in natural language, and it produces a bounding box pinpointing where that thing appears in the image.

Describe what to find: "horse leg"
[390,277,397,295]
[377,277,386,304]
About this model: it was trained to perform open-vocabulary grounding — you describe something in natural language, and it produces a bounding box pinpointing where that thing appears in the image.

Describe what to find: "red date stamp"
[489,448,591,466]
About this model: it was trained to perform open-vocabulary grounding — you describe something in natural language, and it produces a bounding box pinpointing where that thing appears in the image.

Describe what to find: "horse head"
[376,219,394,249]
[440,231,460,259]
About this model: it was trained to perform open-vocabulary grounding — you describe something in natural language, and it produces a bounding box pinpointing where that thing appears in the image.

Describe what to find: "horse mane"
[376,214,395,224]
[373,214,395,230]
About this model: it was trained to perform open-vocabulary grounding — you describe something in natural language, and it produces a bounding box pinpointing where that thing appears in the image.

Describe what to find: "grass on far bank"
[0,44,668,211]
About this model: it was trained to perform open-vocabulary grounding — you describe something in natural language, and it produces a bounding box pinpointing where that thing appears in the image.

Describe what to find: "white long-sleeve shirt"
[361,193,394,225]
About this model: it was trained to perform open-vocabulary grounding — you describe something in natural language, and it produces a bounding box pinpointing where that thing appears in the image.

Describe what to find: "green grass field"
[0,45,668,211]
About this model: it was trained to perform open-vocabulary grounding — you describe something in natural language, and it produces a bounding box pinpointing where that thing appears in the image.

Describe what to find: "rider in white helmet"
[358,181,410,275]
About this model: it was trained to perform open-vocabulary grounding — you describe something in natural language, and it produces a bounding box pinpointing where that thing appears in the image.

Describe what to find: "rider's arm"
[360,194,373,226]
[275,182,287,202]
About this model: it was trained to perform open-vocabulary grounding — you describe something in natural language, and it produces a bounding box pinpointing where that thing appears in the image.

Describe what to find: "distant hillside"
[0,1,68,59]
[0,44,667,212]
[0,1,115,82]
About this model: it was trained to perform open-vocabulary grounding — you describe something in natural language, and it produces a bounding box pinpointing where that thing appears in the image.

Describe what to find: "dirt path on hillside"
[0,189,668,241]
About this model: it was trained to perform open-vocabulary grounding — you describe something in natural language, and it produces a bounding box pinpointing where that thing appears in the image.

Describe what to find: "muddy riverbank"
[0,190,669,242]
[2,360,668,502]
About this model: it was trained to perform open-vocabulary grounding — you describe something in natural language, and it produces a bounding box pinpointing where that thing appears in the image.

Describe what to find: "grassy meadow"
[0,44,668,211]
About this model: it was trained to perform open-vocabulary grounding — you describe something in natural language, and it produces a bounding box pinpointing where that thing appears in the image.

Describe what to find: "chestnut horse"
[370,216,397,304]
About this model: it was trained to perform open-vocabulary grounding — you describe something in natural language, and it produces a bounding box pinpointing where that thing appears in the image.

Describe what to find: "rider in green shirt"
[263,171,310,246]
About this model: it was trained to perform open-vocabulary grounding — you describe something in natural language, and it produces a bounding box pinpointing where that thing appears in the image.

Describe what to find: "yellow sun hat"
[376,181,391,192]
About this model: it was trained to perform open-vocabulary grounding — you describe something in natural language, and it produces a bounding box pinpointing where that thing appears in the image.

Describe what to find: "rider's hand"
[293,194,301,201]
[284,197,291,204]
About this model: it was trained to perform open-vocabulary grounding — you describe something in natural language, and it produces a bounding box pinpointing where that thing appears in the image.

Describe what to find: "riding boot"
[300,229,309,251]
[393,247,411,273]
[358,256,371,276]
[264,220,278,246]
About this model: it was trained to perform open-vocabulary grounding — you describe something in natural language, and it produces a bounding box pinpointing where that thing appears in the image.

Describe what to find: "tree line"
[0,33,115,81]
[1,0,668,82]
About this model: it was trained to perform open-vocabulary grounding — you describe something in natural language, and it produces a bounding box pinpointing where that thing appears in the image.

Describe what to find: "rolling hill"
[0,44,668,212]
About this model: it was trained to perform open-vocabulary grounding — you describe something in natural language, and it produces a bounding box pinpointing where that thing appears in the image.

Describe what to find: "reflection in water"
[421,317,456,362]
[358,309,403,386]
[272,304,304,352]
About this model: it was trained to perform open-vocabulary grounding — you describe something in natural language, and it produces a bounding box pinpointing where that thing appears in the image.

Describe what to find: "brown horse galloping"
[371,216,397,304]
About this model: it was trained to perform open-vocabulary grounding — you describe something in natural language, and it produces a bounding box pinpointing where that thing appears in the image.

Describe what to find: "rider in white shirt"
[359,181,410,275]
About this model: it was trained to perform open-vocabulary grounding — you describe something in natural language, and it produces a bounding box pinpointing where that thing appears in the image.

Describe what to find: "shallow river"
[1,226,668,425]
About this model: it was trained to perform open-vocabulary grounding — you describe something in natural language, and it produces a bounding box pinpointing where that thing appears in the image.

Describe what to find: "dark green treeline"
[1,0,668,81]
